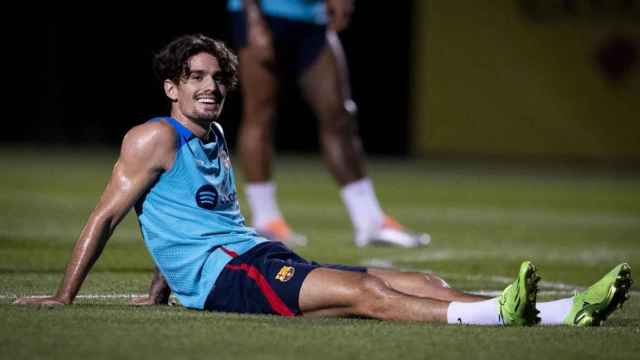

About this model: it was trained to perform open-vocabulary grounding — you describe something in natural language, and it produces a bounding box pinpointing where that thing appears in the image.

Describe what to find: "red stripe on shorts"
[221,246,239,258]
[224,263,295,317]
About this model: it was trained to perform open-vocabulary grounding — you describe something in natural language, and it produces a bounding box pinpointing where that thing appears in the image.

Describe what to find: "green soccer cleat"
[564,263,633,326]
[498,261,541,326]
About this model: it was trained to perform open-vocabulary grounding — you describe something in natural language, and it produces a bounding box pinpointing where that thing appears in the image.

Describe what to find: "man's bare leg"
[299,261,542,326]
[298,32,429,247]
[367,268,488,302]
[237,47,307,245]
[299,32,364,186]
[299,268,449,321]
[237,47,277,184]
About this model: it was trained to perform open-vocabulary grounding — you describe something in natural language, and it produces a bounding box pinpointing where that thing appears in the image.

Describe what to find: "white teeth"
[198,98,215,104]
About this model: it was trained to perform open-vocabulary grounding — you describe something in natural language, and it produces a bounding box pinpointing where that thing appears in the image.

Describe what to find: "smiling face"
[164,52,228,131]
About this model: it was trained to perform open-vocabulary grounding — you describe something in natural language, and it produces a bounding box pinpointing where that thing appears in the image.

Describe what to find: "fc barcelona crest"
[275,266,295,282]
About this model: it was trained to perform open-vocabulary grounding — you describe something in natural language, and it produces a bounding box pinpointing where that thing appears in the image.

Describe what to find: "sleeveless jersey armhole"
[147,117,193,176]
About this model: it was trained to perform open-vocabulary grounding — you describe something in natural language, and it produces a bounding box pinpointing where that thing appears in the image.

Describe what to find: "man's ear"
[164,79,178,101]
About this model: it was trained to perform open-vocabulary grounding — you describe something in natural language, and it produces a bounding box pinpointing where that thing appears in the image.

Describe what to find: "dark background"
[5,3,412,155]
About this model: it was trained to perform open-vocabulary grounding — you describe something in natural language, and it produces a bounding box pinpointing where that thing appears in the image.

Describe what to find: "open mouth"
[196,97,219,111]
[196,97,217,105]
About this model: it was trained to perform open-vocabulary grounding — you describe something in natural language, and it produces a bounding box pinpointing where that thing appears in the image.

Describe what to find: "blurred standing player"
[228,0,430,247]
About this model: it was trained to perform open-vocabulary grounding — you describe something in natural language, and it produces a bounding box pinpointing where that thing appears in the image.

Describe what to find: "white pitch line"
[2,291,638,301]
[281,204,640,227]
[392,206,640,227]
[411,249,634,263]
[361,258,632,292]
[473,290,640,297]
[2,261,638,301]
[0,294,148,300]
[363,246,638,265]
[471,291,559,297]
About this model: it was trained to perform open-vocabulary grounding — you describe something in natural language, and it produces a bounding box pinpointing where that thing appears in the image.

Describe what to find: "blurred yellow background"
[413,0,639,160]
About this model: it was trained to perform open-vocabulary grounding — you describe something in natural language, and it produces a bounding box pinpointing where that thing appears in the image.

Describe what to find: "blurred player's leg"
[299,31,429,247]
[238,47,307,246]
[299,31,365,186]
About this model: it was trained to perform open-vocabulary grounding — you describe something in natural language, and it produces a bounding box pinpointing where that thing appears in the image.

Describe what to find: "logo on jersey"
[275,266,295,282]
[195,184,219,210]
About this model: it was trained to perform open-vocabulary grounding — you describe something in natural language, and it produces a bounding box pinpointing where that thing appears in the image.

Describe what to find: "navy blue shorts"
[230,11,327,77]
[204,241,366,316]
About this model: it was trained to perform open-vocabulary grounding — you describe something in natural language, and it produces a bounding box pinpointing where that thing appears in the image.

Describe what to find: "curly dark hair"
[153,34,239,90]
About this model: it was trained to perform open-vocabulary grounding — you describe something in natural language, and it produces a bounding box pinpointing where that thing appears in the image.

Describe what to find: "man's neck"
[171,113,210,139]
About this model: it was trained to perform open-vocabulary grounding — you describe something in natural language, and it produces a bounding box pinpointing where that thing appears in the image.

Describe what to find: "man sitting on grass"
[15,34,632,327]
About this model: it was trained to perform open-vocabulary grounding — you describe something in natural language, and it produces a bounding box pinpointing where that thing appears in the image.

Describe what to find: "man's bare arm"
[131,267,172,305]
[15,122,176,305]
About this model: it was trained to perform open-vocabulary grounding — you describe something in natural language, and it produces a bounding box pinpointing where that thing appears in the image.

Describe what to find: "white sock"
[537,297,574,325]
[447,298,500,325]
[340,178,385,233]
[245,182,282,229]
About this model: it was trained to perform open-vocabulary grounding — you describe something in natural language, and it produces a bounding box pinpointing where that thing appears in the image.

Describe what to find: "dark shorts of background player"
[204,241,367,316]
[229,11,327,77]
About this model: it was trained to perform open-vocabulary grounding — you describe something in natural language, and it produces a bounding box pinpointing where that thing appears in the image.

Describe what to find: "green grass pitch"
[1,147,639,360]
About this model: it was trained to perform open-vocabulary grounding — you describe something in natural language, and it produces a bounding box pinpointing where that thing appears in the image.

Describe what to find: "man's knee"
[319,101,358,137]
[243,100,276,126]
[353,274,397,318]
[428,273,450,288]
[405,271,451,289]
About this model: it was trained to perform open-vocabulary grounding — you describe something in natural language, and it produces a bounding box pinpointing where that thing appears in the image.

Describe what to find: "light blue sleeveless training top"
[135,117,267,309]
[227,0,328,24]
